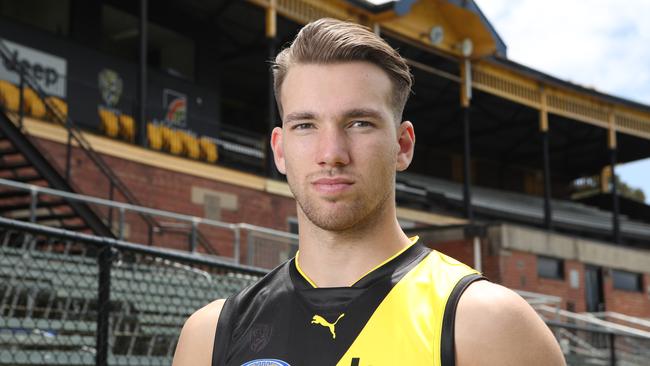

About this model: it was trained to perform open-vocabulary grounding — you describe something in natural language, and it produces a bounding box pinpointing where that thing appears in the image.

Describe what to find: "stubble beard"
[289,169,395,233]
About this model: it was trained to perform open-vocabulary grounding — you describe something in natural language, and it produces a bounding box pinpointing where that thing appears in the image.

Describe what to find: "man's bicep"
[172,299,225,366]
[455,281,566,366]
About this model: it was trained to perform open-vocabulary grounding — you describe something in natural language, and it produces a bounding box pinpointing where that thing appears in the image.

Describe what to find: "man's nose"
[316,126,350,167]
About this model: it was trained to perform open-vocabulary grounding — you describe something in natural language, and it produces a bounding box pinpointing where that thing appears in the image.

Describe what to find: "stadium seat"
[161,126,183,155]
[45,96,68,122]
[118,114,135,142]
[180,130,201,160]
[0,80,20,112]
[98,108,119,138]
[199,136,218,163]
[147,122,163,150]
[22,87,46,119]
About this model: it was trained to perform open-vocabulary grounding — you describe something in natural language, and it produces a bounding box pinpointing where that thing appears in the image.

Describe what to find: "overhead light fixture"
[429,26,444,46]
[361,0,394,5]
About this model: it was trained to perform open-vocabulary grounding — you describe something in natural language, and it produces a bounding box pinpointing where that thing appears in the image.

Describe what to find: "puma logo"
[311,313,345,339]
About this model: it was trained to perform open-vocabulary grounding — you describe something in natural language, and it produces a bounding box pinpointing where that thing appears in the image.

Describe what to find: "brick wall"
[603,272,650,318]
[31,136,298,260]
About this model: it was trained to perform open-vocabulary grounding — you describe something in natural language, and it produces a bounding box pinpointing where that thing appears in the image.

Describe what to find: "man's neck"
[295,205,412,288]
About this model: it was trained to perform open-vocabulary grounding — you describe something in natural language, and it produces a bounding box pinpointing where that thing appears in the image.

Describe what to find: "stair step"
[0,189,30,199]
[61,223,90,231]
[0,160,31,170]
[0,146,18,155]
[10,212,79,222]
[0,199,69,213]
[10,174,44,183]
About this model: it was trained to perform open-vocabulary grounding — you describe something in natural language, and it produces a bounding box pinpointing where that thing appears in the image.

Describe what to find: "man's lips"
[311,177,354,194]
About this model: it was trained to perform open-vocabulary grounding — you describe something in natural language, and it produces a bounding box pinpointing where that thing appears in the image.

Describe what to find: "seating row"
[0,80,68,121]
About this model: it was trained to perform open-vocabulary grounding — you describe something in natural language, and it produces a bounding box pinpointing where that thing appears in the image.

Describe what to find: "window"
[537,256,564,280]
[612,270,643,292]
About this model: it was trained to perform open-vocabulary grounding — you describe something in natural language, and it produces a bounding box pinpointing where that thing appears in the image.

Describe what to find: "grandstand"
[0,0,650,365]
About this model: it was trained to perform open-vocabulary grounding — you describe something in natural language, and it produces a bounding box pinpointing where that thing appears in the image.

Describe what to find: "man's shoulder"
[172,299,225,366]
[227,258,293,309]
[172,260,293,366]
[455,281,566,366]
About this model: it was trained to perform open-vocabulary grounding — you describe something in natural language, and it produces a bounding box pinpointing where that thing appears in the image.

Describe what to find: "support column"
[460,58,473,222]
[266,0,279,179]
[608,112,620,244]
[137,0,148,147]
[460,57,482,272]
[540,89,552,229]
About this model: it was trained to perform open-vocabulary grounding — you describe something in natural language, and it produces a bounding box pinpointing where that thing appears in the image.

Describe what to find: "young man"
[173,18,566,366]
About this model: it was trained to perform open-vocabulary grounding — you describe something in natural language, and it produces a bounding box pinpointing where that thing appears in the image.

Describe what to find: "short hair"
[272,18,413,122]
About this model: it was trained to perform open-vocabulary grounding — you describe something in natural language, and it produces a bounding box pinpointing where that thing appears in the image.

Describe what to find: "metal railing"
[536,304,650,365]
[0,40,159,240]
[0,216,267,366]
[0,177,298,266]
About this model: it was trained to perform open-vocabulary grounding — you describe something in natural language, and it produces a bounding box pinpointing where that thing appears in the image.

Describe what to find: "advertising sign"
[163,88,187,127]
[0,38,67,98]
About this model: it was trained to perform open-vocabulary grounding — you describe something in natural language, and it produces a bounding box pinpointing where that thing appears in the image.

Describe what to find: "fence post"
[234,226,241,264]
[609,332,616,366]
[118,207,125,240]
[189,219,198,252]
[65,128,72,181]
[108,182,114,230]
[29,188,38,222]
[96,244,114,366]
[18,65,24,129]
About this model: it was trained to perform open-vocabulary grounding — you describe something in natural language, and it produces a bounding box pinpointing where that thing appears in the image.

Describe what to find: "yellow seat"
[23,88,46,119]
[161,126,182,155]
[45,96,68,121]
[118,114,135,142]
[180,130,201,160]
[98,108,119,138]
[0,80,20,112]
[199,137,218,163]
[147,122,163,150]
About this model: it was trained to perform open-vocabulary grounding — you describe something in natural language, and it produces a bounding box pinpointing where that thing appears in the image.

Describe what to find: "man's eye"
[351,120,372,128]
[293,123,314,130]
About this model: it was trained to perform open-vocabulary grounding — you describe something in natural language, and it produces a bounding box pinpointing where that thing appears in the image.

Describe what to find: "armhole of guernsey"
[440,273,486,366]
[212,296,234,366]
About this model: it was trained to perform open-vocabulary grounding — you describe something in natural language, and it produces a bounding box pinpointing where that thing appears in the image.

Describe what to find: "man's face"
[271,62,414,232]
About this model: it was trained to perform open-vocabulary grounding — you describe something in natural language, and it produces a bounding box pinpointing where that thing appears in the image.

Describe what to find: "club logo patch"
[249,323,273,352]
[241,359,290,366]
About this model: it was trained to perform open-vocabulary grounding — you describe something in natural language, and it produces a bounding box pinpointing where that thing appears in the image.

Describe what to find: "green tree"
[615,174,646,203]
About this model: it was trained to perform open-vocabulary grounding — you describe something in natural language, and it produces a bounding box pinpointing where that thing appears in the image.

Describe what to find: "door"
[585,265,605,312]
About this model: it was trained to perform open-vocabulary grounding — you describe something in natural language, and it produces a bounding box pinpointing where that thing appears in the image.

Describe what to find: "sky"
[474,0,650,203]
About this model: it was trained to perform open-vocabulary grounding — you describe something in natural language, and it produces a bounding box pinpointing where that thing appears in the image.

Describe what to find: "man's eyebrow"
[284,111,317,124]
[342,108,383,120]
[283,108,384,124]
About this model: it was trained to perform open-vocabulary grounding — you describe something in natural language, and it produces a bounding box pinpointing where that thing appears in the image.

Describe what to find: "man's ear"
[270,126,287,174]
[396,121,415,172]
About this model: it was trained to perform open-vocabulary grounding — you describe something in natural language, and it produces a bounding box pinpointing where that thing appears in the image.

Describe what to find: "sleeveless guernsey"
[212,239,485,366]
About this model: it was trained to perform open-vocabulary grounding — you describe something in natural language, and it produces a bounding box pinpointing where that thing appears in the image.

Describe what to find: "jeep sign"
[0,38,67,98]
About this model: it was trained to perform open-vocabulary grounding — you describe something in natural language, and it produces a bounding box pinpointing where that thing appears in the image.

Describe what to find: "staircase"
[0,39,219,254]
[0,111,112,236]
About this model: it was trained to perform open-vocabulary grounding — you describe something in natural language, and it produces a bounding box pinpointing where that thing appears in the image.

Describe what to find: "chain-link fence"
[0,217,265,366]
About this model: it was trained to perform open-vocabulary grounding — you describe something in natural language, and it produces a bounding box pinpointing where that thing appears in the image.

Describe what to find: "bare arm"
[455,281,566,366]
[172,299,225,366]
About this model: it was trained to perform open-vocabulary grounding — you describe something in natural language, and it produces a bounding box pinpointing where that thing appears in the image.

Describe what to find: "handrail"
[0,216,268,276]
[0,40,159,241]
[0,177,299,262]
[535,304,650,339]
[589,312,650,330]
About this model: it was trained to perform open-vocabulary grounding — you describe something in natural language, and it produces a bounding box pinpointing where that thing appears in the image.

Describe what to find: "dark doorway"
[585,265,605,312]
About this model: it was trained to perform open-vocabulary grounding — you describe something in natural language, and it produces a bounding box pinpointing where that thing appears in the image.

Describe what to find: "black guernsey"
[212,242,485,366]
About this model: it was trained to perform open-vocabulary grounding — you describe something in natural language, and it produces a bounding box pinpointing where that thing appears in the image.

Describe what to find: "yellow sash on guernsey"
[335,250,479,366]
